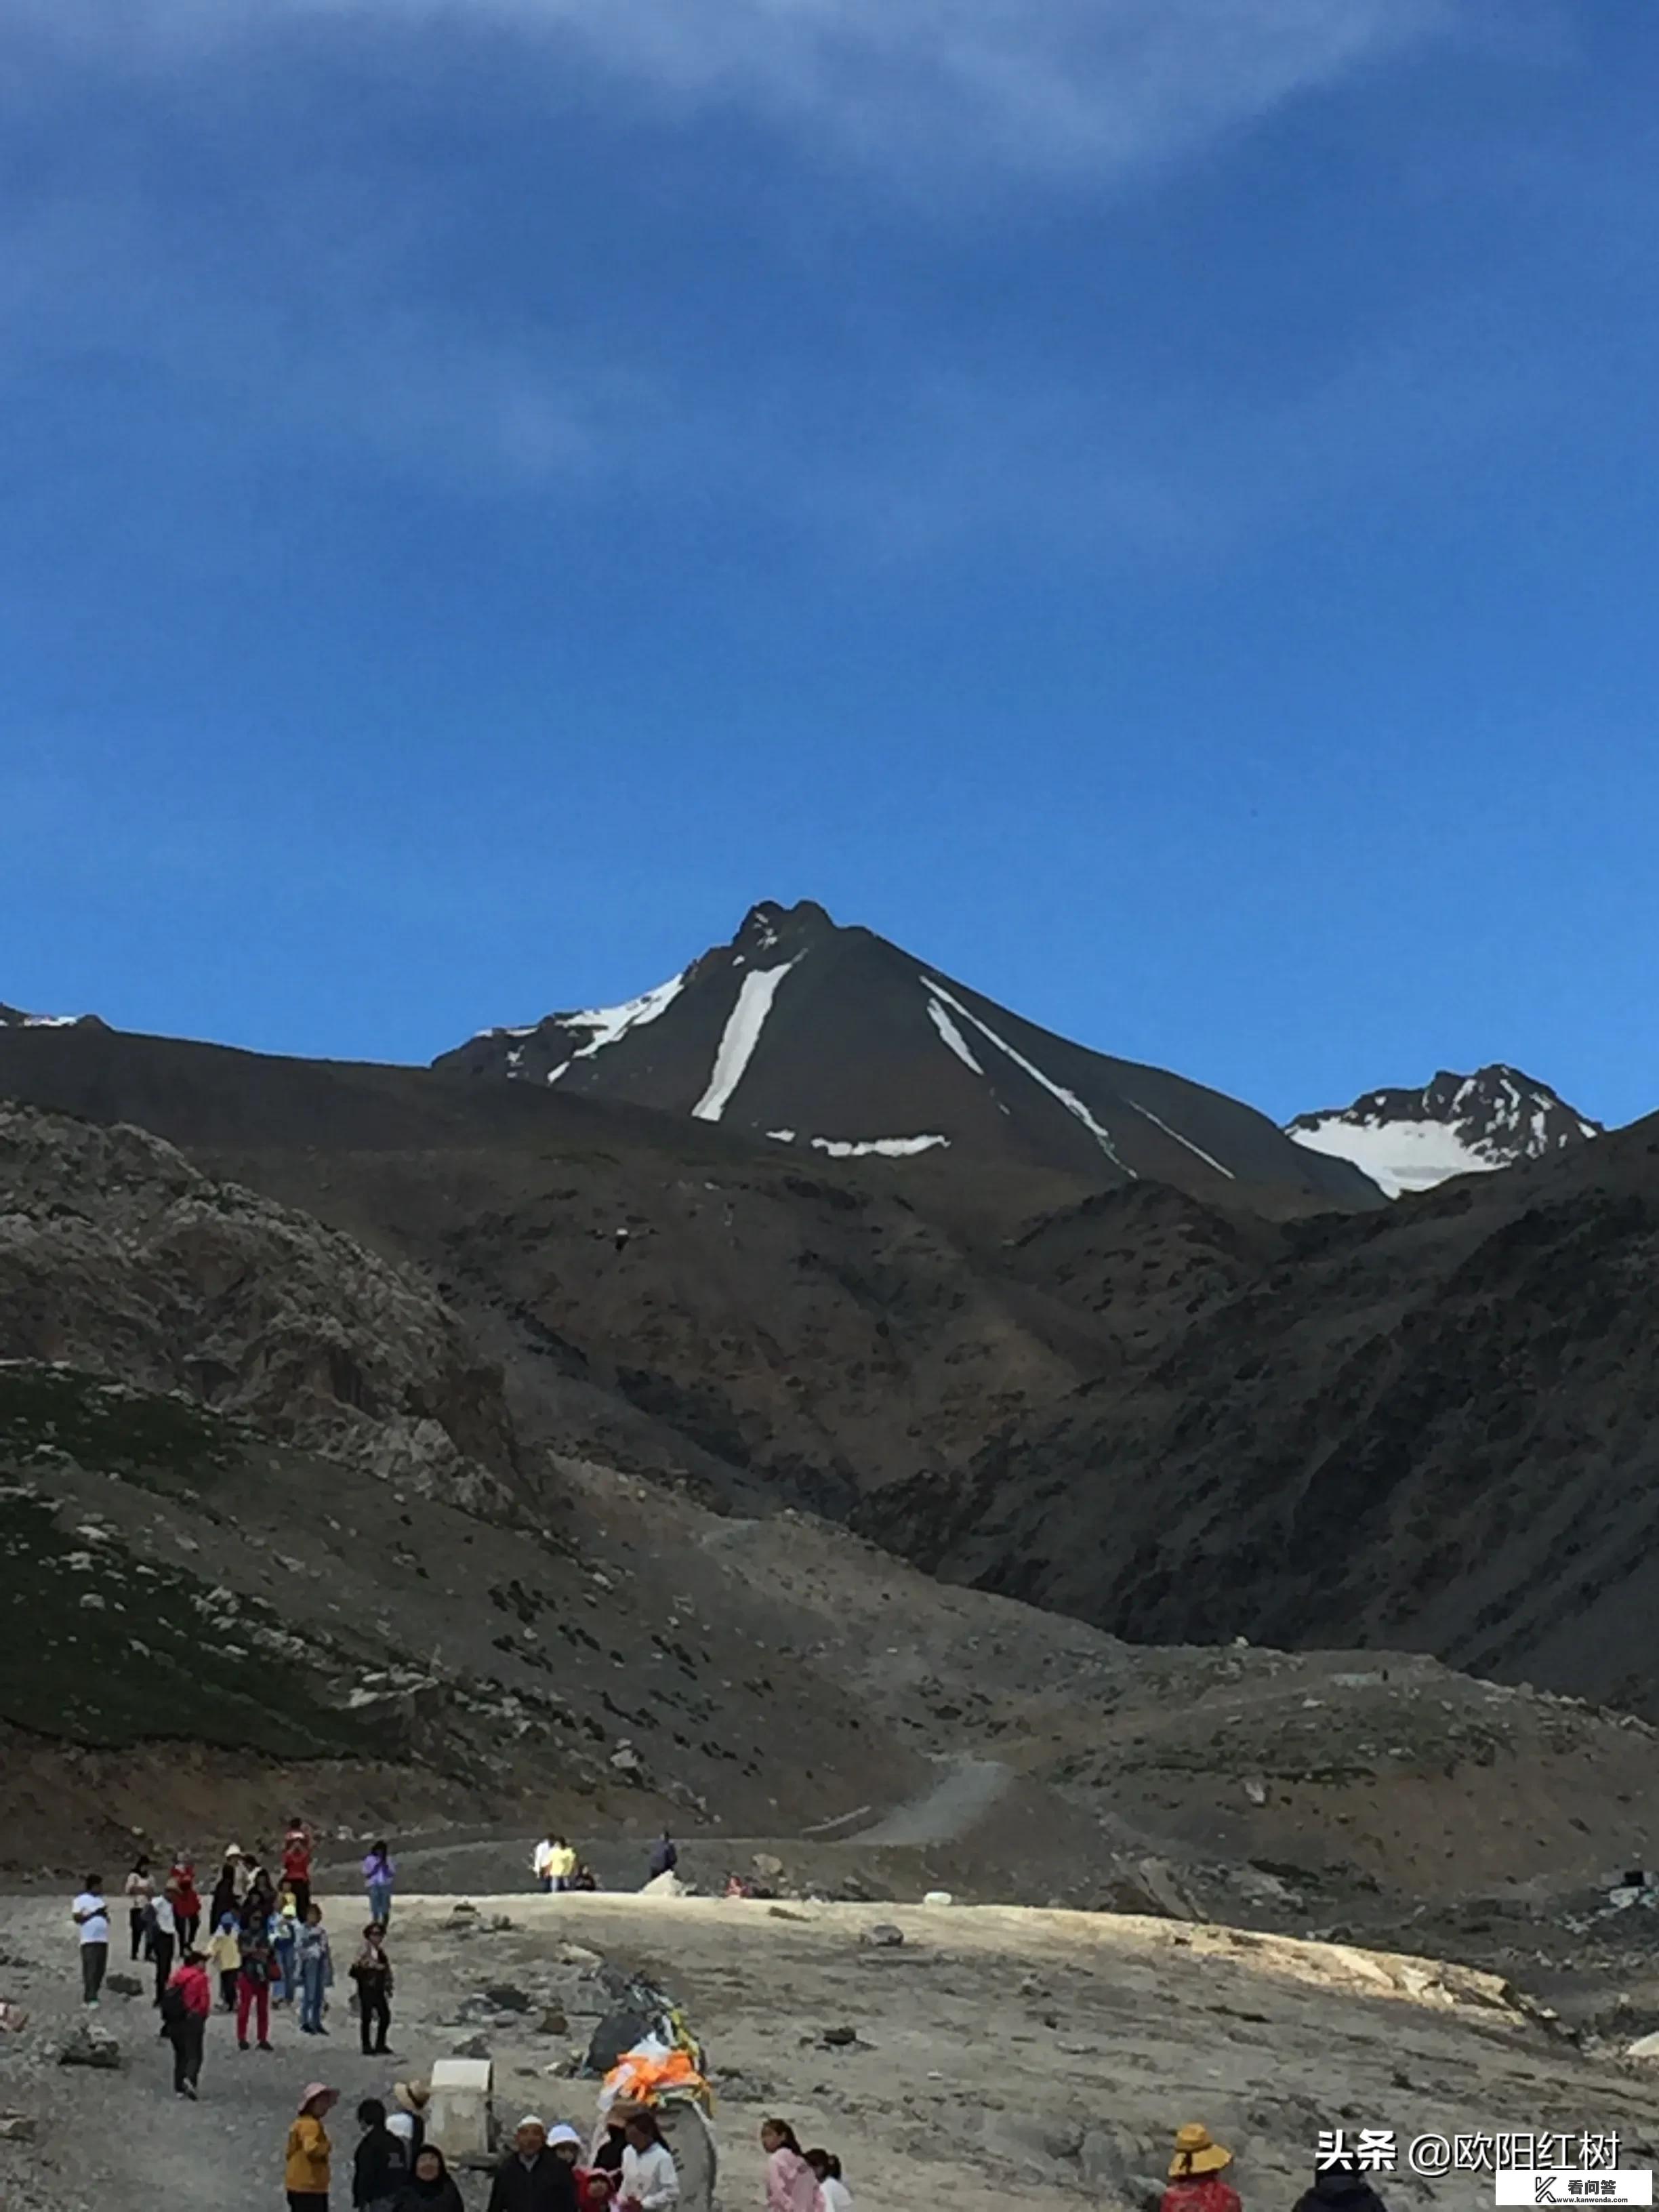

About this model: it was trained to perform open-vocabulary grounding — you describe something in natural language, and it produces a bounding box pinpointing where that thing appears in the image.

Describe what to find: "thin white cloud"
[0,152,1553,569]
[14,0,1455,182]
[0,0,1538,565]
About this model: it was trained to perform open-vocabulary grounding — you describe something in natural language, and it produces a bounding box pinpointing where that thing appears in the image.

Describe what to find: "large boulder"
[586,2006,655,2075]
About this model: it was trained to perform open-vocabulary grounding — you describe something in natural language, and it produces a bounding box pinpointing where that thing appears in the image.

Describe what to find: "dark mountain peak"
[1287,1063,1601,1199]
[436,909,1382,1214]
[736,897,838,956]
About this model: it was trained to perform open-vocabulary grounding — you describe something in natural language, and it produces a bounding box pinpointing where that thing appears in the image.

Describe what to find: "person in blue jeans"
[362,1841,395,1929]
[272,1902,300,2007]
[296,1902,333,2034]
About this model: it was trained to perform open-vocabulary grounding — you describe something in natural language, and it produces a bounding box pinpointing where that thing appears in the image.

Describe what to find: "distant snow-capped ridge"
[1286,1065,1601,1199]
[0,1002,94,1030]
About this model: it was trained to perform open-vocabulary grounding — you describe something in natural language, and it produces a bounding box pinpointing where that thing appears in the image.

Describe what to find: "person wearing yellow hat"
[1160,2125,1242,2212]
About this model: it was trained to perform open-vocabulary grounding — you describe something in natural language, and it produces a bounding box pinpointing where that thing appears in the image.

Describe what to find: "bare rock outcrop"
[0,1103,518,1510]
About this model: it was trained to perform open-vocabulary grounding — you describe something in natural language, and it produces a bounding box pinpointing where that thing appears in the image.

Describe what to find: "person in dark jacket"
[241,1866,279,1933]
[393,2144,466,2212]
[647,1833,678,1880]
[350,1925,395,2057]
[592,2116,628,2178]
[1292,2161,1388,2212]
[354,2097,413,2211]
[208,1853,239,1937]
[486,2117,579,2212]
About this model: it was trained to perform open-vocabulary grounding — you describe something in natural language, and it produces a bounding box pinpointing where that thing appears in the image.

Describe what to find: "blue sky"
[2,0,1656,1126]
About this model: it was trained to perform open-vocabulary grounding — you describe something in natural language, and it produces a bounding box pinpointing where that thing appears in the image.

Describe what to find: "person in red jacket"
[163,1949,213,2100]
[1160,2126,1242,2212]
[169,1856,203,1954]
[283,1820,315,1921]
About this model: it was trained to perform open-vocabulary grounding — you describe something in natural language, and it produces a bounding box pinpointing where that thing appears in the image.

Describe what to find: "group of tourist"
[71,1828,1373,2212]
[278,2099,857,2212]
[72,1821,405,2098]
[529,1827,680,1893]
[530,1834,599,1894]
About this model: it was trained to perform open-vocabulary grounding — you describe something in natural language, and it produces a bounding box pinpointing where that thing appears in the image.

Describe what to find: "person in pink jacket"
[761,2122,822,2212]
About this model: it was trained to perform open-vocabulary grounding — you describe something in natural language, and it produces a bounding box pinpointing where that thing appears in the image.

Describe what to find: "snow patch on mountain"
[544,972,687,1084]
[25,1015,77,1029]
[1125,1099,1235,1181]
[0,1005,83,1029]
[1287,1117,1504,1200]
[767,1130,948,1158]
[923,978,1134,1175]
[813,1134,948,1158]
[925,996,985,1075]
[472,973,685,1075]
[693,960,799,1122]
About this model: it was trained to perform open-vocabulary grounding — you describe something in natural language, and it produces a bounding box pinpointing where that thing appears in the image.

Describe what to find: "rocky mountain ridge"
[1288,1063,1601,1197]
[862,1105,1659,1713]
[0,1004,96,1031]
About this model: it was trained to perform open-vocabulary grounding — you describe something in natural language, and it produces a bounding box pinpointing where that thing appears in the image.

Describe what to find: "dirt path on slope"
[849,1754,1015,1846]
[327,1753,1022,1899]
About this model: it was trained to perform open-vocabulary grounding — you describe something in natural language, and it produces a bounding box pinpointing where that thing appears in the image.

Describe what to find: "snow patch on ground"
[693,960,799,1122]
[0,1008,81,1028]
[925,995,985,1075]
[922,979,1134,1174]
[1288,1118,1504,1200]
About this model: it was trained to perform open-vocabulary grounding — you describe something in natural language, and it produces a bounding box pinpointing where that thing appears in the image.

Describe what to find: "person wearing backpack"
[238,1916,276,2051]
[162,1950,213,2099]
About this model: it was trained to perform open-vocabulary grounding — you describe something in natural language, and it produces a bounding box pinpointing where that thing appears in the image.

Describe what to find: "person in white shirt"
[148,1886,178,2009]
[620,2110,680,2212]
[806,2150,851,2212]
[532,1834,557,1893]
[123,1856,155,1962]
[71,1877,109,2007]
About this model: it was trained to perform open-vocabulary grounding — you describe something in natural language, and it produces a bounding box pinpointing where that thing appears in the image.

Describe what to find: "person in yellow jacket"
[204,1914,241,2013]
[286,2083,339,2209]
